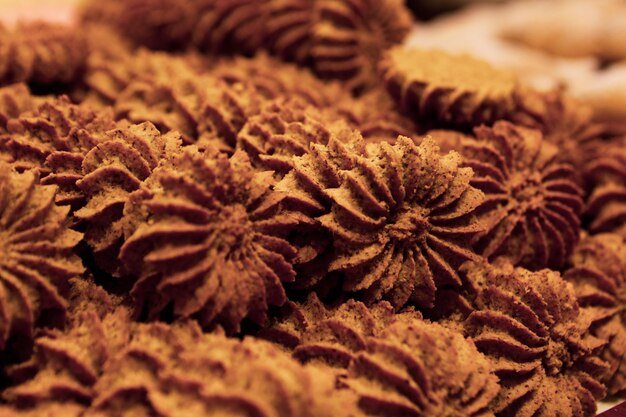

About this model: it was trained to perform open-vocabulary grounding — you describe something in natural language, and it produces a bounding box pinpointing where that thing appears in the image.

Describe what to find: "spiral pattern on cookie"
[263,294,500,417]
[312,0,413,93]
[461,121,584,270]
[269,133,484,309]
[0,22,87,86]
[0,164,84,363]
[381,47,518,128]
[442,259,609,417]
[74,122,182,275]
[119,148,297,332]
[564,233,626,395]
[583,137,626,237]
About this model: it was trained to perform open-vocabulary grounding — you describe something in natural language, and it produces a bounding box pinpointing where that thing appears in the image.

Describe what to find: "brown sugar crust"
[0,163,83,364]
[461,121,584,270]
[438,258,608,417]
[312,0,413,93]
[0,22,87,87]
[564,233,626,396]
[268,133,484,309]
[262,294,500,417]
[119,148,297,333]
[381,47,518,128]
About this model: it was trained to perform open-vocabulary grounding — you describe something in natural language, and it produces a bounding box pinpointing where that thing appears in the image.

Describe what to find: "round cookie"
[380,46,518,128]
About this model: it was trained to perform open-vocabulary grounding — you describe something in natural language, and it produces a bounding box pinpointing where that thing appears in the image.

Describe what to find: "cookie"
[0,163,83,365]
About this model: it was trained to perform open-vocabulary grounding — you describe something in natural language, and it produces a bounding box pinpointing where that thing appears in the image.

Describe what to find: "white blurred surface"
[0,0,79,24]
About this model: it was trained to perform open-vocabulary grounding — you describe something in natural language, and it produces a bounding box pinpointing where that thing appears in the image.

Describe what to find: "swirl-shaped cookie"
[461,121,584,270]
[381,47,518,128]
[583,136,626,237]
[115,72,261,152]
[312,0,413,93]
[73,122,182,275]
[236,98,334,175]
[564,233,626,395]
[0,22,87,86]
[271,133,484,309]
[437,259,608,417]
[0,164,84,364]
[4,306,362,417]
[119,148,296,332]
[0,96,116,209]
[263,294,500,417]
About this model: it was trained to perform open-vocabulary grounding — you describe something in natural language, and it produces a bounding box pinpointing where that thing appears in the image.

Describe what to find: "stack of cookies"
[0,1,624,416]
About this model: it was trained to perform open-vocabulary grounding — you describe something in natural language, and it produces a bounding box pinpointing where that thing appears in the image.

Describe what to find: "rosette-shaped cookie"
[3,305,362,417]
[583,136,626,237]
[0,96,116,208]
[437,259,608,417]
[509,89,606,173]
[461,121,584,270]
[74,122,182,275]
[115,71,261,152]
[262,295,500,417]
[82,44,206,107]
[273,134,484,309]
[263,0,316,63]
[88,325,360,417]
[564,233,626,395]
[3,308,130,412]
[0,84,35,133]
[381,47,519,128]
[0,164,84,364]
[104,0,198,51]
[312,0,413,93]
[119,148,297,332]
[211,53,351,109]
[0,22,87,86]
[236,98,334,175]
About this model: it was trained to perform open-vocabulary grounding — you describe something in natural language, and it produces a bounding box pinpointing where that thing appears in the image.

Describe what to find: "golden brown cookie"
[460,121,584,270]
[119,148,297,333]
[509,88,607,174]
[266,133,484,309]
[583,136,626,237]
[436,258,608,417]
[0,96,116,209]
[312,0,413,93]
[0,22,87,86]
[0,84,36,134]
[4,306,364,417]
[381,47,519,128]
[262,294,500,417]
[72,122,182,276]
[564,233,626,396]
[0,163,84,365]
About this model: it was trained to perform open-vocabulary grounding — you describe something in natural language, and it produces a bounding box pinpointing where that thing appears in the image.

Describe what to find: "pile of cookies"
[0,1,625,416]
